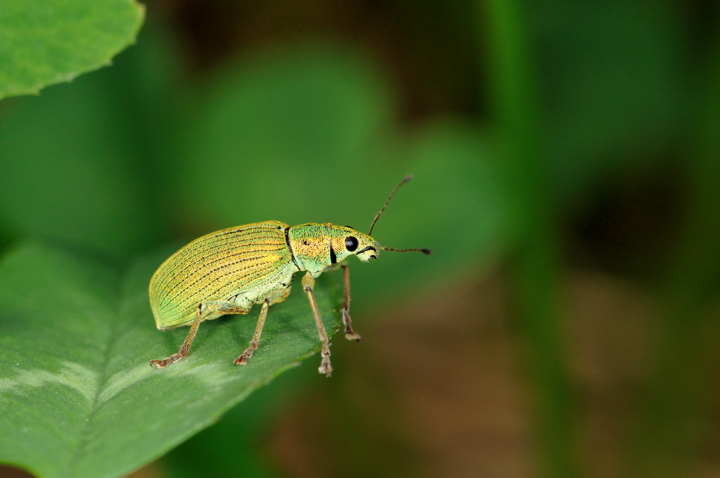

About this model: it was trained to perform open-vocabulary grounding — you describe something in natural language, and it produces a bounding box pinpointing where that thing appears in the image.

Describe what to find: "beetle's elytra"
[149,175,431,377]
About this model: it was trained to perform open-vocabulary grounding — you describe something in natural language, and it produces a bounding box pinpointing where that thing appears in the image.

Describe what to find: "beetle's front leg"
[341,264,360,341]
[302,272,332,377]
[150,300,249,368]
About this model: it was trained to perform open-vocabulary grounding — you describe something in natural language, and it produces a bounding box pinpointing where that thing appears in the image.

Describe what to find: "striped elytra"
[150,221,295,330]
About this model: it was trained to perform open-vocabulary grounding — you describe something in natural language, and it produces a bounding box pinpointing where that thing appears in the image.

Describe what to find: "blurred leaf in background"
[0,0,145,99]
[0,20,181,255]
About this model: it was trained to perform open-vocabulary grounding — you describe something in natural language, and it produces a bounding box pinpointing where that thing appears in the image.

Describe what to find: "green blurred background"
[1,0,719,476]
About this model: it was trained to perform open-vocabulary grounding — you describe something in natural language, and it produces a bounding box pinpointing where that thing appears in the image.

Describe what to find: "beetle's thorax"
[287,223,379,277]
[286,223,329,276]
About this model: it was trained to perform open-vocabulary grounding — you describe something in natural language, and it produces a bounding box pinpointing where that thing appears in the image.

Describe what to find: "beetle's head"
[328,226,380,263]
[332,175,433,264]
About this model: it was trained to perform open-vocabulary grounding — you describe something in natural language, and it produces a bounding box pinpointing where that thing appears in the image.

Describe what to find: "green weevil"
[149,175,431,376]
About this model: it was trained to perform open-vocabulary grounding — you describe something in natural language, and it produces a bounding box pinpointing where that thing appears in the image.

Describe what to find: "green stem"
[627,43,720,478]
[478,1,579,477]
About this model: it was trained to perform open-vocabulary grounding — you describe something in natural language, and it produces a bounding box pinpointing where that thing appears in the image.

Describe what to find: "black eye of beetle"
[345,236,358,252]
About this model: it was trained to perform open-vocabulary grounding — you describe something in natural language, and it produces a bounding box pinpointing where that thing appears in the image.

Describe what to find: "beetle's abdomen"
[149,221,293,329]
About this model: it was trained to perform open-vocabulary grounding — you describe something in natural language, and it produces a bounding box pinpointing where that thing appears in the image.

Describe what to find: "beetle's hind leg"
[150,300,250,368]
[341,264,361,341]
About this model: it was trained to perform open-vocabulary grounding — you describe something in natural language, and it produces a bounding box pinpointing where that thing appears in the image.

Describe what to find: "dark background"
[1,0,719,476]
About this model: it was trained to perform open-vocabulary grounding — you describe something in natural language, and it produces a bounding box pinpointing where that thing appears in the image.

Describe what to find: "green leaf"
[0,0,145,99]
[0,242,342,478]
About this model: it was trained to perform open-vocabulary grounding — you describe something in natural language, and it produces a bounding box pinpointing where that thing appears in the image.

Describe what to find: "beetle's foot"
[234,344,257,366]
[344,330,361,341]
[150,353,183,368]
[318,356,332,377]
[342,309,361,341]
[234,353,251,366]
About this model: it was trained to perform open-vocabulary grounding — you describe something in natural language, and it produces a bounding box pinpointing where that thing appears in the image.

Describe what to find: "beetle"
[149,175,431,376]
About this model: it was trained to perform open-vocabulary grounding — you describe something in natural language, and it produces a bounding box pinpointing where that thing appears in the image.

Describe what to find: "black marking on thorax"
[284,227,301,271]
[329,243,337,264]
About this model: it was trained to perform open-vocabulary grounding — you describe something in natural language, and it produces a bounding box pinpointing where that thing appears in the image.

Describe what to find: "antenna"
[380,245,433,255]
[368,174,413,236]
[368,175,433,255]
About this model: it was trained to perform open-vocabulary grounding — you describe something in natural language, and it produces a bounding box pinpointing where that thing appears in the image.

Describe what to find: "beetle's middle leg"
[234,298,270,366]
[150,300,249,368]
[341,264,361,341]
[302,272,332,377]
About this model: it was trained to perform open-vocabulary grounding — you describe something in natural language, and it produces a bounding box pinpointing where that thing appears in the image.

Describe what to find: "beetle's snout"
[331,227,380,263]
[353,238,380,262]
